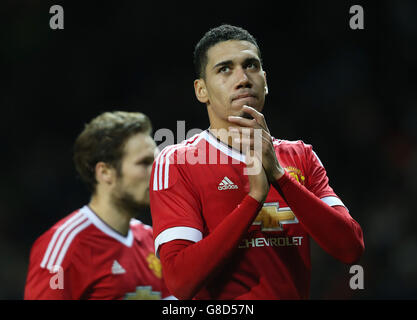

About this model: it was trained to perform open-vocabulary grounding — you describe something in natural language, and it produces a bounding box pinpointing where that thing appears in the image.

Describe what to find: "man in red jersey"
[25,111,174,300]
[149,24,365,300]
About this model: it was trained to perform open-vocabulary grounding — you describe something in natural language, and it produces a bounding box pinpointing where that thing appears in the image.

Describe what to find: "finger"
[240,105,268,131]
[229,126,271,140]
[228,115,258,128]
[228,126,253,135]
[230,127,267,143]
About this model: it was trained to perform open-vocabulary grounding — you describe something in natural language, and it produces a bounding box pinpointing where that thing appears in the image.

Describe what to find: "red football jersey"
[24,205,173,300]
[150,129,346,299]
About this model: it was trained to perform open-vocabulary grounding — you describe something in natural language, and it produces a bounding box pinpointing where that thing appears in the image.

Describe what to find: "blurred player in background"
[25,111,173,300]
[150,25,365,299]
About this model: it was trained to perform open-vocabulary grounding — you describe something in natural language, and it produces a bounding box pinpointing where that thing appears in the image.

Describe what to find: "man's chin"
[230,102,261,119]
[112,192,148,217]
[232,109,254,120]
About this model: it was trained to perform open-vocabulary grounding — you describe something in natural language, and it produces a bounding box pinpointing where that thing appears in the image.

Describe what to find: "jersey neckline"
[203,129,246,164]
[80,205,134,247]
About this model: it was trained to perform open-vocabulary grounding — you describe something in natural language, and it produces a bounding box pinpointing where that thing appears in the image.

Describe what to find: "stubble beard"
[111,186,148,220]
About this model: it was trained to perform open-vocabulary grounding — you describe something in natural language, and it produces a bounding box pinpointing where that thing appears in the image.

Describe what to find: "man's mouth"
[232,93,257,102]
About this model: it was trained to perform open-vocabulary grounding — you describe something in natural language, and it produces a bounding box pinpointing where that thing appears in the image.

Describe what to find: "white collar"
[202,129,246,164]
[80,205,134,247]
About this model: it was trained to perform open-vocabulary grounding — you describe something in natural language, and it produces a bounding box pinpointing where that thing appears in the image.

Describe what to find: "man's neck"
[88,196,131,237]
[207,111,236,147]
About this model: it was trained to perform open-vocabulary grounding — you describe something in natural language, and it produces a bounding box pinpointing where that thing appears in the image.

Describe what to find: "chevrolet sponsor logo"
[238,236,303,249]
[253,202,298,231]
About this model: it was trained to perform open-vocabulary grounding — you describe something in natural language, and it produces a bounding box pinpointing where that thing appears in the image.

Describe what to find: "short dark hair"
[193,24,262,79]
[73,111,152,193]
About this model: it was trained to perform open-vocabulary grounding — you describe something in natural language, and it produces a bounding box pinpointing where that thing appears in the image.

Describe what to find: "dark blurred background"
[1,0,416,299]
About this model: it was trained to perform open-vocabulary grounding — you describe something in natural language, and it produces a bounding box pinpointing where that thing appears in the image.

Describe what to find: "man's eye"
[246,63,257,69]
[219,66,230,73]
[137,159,154,166]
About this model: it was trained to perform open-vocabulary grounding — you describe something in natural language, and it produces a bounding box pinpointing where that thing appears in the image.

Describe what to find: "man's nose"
[146,164,153,180]
[235,67,251,89]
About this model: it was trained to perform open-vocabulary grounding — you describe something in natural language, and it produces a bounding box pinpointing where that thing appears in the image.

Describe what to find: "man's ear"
[194,79,209,104]
[95,162,115,186]
[263,71,269,95]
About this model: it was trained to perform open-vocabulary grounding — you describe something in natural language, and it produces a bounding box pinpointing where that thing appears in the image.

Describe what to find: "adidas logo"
[218,176,238,190]
[111,260,126,274]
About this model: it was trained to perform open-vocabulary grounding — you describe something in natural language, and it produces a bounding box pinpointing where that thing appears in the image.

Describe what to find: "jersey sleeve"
[150,147,203,256]
[304,143,347,209]
[24,230,90,300]
[160,274,177,300]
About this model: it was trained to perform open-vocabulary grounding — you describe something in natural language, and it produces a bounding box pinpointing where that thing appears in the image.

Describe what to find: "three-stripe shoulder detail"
[153,133,203,191]
[40,211,91,271]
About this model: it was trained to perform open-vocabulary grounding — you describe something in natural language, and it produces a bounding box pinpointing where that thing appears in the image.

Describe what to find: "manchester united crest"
[146,253,162,279]
[285,166,305,185]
